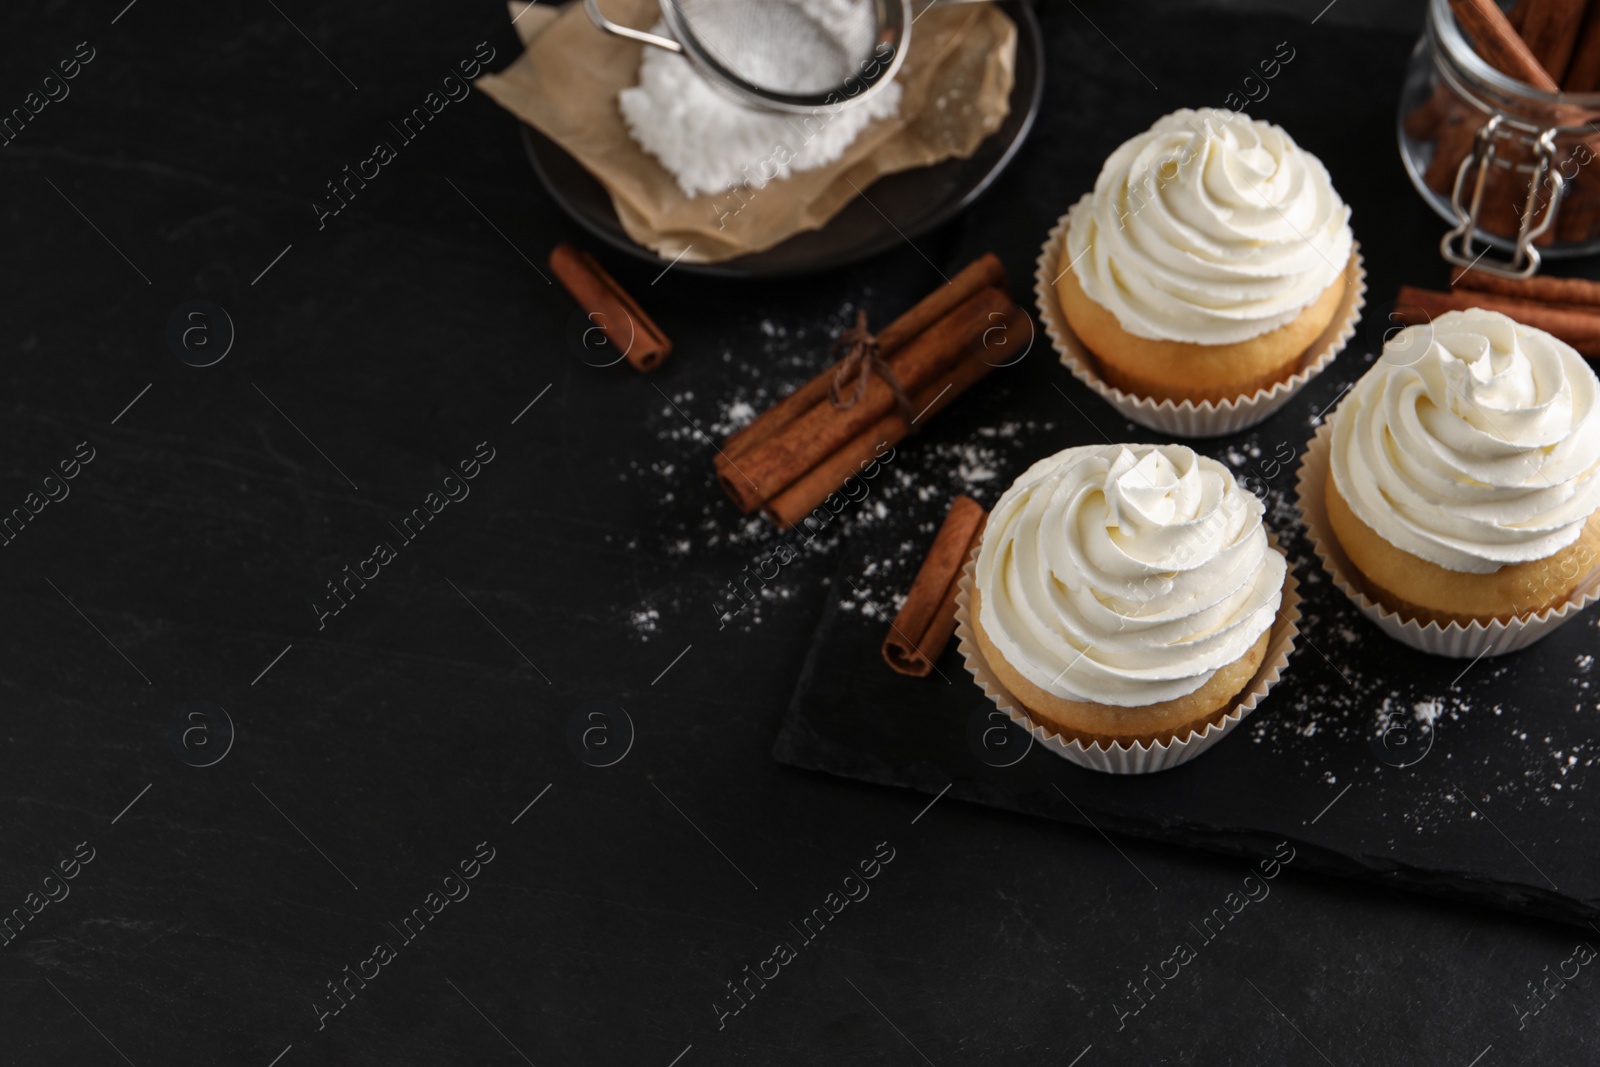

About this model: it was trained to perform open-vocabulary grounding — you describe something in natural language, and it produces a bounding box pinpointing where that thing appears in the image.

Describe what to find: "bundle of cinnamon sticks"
[1395,272,1600,356]
[716,254,1031,529]
[1405,0,1600,244]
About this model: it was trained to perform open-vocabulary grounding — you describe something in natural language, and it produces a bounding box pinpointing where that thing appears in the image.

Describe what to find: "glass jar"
[1397,0,1600,276]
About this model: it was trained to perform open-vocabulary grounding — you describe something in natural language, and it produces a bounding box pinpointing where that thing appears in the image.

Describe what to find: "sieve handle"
[583,0,684,52]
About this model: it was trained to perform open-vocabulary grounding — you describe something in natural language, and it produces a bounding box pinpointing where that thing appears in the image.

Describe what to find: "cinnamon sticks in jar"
[1451,0,1561,90]
[1518,0,1587,83]
[883,495,987,677]
[717,254,1031,529]
[549,243,672,372]
[1405,0,1600,247]
[1565,3,1600,90]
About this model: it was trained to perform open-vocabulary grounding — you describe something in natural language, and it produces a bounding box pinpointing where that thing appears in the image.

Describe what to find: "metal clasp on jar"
[1441,115,1565,279]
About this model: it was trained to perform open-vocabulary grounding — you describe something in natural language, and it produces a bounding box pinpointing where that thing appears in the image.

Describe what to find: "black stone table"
[2,0,1596,1064]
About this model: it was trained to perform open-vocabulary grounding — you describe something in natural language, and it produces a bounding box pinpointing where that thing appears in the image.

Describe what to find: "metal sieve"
[584,0,911,114]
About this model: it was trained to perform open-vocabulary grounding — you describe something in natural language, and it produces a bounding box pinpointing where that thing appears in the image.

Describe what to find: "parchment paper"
[478,0,1016,263]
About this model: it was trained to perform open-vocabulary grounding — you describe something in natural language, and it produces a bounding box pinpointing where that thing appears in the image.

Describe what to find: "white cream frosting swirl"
[974,444,1285,708]
[1331,308,1600,574]
[1065,108,1353,345]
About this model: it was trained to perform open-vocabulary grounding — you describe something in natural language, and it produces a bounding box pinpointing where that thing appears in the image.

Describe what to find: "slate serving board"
[773,7,1600,927]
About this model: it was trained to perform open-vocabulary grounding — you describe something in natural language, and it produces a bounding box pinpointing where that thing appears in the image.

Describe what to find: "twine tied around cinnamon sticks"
[714,253,1030,529]
[828,310,916,423]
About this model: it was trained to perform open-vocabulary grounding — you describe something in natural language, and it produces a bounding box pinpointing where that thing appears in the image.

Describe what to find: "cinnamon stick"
[1448,0,1561,90]
[875,253,1008,354]
[1423,104,1479,196]
[1556,159,1600,241]
[1402,85,1450,142]
[882,495,987,677]
[723,253,1007,459]
[1508,0,1532,30]
[1395,284,1600,356]
[763,307,1030,528]
[1563,1,1600,89]
[1452,264,1600,306]
[1518,0,1587,84]
[549,243,672,372]
[716,286,1014,513]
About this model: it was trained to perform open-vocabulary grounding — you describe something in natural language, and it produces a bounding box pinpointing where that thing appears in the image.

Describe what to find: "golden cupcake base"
[953,542,1301,775]
[1325,472,1600,627]
[1034,210,1365,438]
[971,586,1275,746]
[1297,419,1600,657]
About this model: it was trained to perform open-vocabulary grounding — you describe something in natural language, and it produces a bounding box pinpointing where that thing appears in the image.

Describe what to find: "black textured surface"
[6,1,1600,1066]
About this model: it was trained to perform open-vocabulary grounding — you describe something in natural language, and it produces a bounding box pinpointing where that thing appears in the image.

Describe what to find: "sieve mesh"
[666,0,886,97]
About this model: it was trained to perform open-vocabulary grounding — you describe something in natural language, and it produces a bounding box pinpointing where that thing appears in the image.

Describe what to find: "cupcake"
[1058,108,1356,404]
[969,443,1288,748]
[1323,308,1600,628]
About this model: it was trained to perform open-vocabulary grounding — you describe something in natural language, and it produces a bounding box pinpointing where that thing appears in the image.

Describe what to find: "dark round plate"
[520,0,1044,278]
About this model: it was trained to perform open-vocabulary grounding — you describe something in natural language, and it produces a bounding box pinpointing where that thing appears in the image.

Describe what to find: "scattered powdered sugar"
[834,425,1055,620]
[1223,442,1263,466]
[724,399,757,428]
[630,608,661,638]
[1241,599,1600,832]
[954,441,999,483]
[1413,698,1444,727]
[603,297,1054,636]
[1204,426,1598,826]
[835,539,922,619]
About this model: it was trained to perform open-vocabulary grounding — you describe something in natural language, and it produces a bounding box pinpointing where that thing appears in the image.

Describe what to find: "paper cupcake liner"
[1033,211,1366,438]
[1297,420,1600,657]
[953,543,1302,775]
